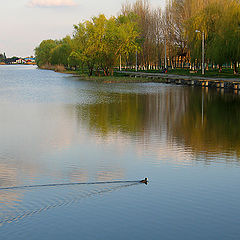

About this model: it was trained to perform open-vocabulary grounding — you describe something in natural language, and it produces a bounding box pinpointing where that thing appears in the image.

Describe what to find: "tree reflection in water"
[74,85,240,162]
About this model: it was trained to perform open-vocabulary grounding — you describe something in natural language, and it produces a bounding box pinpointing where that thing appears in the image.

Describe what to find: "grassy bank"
[40,64,239,82]
[72,72,161,83]
[38,65,165,83]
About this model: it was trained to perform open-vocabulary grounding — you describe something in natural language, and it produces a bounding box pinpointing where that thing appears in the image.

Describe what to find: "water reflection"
[172,89,240,158]
[75,85,188,137]
[1,66,240,239]
[74,85,240,163]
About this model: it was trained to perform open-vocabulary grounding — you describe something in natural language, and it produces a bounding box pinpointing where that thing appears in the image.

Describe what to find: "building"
[16,58,26,64]
[24,57,36,65]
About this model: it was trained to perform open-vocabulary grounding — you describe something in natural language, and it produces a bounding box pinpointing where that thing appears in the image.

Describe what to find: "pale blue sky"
[0,0,165,57]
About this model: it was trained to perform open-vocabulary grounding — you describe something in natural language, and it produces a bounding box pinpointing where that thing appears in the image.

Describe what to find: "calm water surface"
[0,65,240,239]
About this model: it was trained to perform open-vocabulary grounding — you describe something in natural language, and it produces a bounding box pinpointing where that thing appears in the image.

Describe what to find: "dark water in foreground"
[0,65,240,239]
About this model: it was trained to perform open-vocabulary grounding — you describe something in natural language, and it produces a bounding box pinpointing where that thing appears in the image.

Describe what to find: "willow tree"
[185,0,240,74]
[35,40,57,67]
[72,18,99,76]
[115,14,142,68]
[184,0,223,66]
[50,36,73,67]
[72,14,141,76]
[215,0,240,74]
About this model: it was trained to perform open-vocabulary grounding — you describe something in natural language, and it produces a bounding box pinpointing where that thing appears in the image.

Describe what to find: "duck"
[140,178,148,184]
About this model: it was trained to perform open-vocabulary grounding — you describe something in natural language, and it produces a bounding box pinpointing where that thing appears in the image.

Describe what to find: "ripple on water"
[1,66,240,239]
[0,181,141,227]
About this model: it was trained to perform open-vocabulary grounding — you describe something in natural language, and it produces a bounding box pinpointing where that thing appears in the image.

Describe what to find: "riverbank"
[68,68,240,82]
[118,70,240,82]
[133,68,240,79]
[38,65,164,83]
[38,65,240,88]
[72,73,161,83]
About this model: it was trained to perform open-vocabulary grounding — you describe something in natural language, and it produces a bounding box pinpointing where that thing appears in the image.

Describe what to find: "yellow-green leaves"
[35,40,57,67]
[184,0,240,73]
[72,14,141,76]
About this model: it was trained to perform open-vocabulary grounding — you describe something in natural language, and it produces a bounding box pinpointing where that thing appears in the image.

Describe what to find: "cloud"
[27,0,77,8]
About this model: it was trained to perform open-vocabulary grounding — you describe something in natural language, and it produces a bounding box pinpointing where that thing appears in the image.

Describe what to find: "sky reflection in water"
[0,65,240,239]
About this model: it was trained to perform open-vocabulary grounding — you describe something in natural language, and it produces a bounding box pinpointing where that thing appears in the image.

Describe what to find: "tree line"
[35,0,240,75]
[35,14,141,76]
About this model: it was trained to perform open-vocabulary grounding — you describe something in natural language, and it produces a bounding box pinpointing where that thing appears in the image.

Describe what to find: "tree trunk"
[233,62,238,75]
[219,64,222,73]
[88,63,93,76]
[88,68,93,76]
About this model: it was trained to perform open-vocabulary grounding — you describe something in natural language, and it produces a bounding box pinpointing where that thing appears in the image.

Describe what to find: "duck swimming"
[140,178,148,184]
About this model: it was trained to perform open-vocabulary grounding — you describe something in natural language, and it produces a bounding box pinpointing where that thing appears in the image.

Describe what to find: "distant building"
[0,55,36,65]
[24,57,36,64]
[16,58,26,64]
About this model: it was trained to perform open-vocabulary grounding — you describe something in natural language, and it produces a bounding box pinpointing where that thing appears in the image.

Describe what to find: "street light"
[164,36,167,69]
[135,50,138,72]
[195,30,205,75]
[119,54,122,71]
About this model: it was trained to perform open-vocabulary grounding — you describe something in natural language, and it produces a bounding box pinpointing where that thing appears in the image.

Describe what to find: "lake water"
[0,65,240,239]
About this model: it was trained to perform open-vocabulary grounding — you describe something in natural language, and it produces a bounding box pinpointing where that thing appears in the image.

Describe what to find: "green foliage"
[34,0,240,74]
[215,0,240,73]
[35,40,58,67]
[72,14,141,76]
[184,0,240,73]
[0,53,6,62]
[35,13,141,75]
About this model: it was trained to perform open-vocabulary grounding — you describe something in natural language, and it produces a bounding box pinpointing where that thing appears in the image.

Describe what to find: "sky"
[0,0,166,57]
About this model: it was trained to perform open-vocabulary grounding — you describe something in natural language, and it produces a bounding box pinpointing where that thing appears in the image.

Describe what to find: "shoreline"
[37,66,240,90]
[118,70,240,82]
[38,66,165,83]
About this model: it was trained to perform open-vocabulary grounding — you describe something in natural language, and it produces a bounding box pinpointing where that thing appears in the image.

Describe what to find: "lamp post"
[119,54,122,71]
[135,50,138,71]
[202,90,204,125]
[164,37,167,69]
[195,30,205,75]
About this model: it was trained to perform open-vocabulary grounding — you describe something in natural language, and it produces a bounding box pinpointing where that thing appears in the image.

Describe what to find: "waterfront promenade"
[120,71,240,89]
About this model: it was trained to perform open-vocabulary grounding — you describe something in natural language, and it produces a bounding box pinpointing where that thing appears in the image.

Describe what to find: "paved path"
[119,71,240,82]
